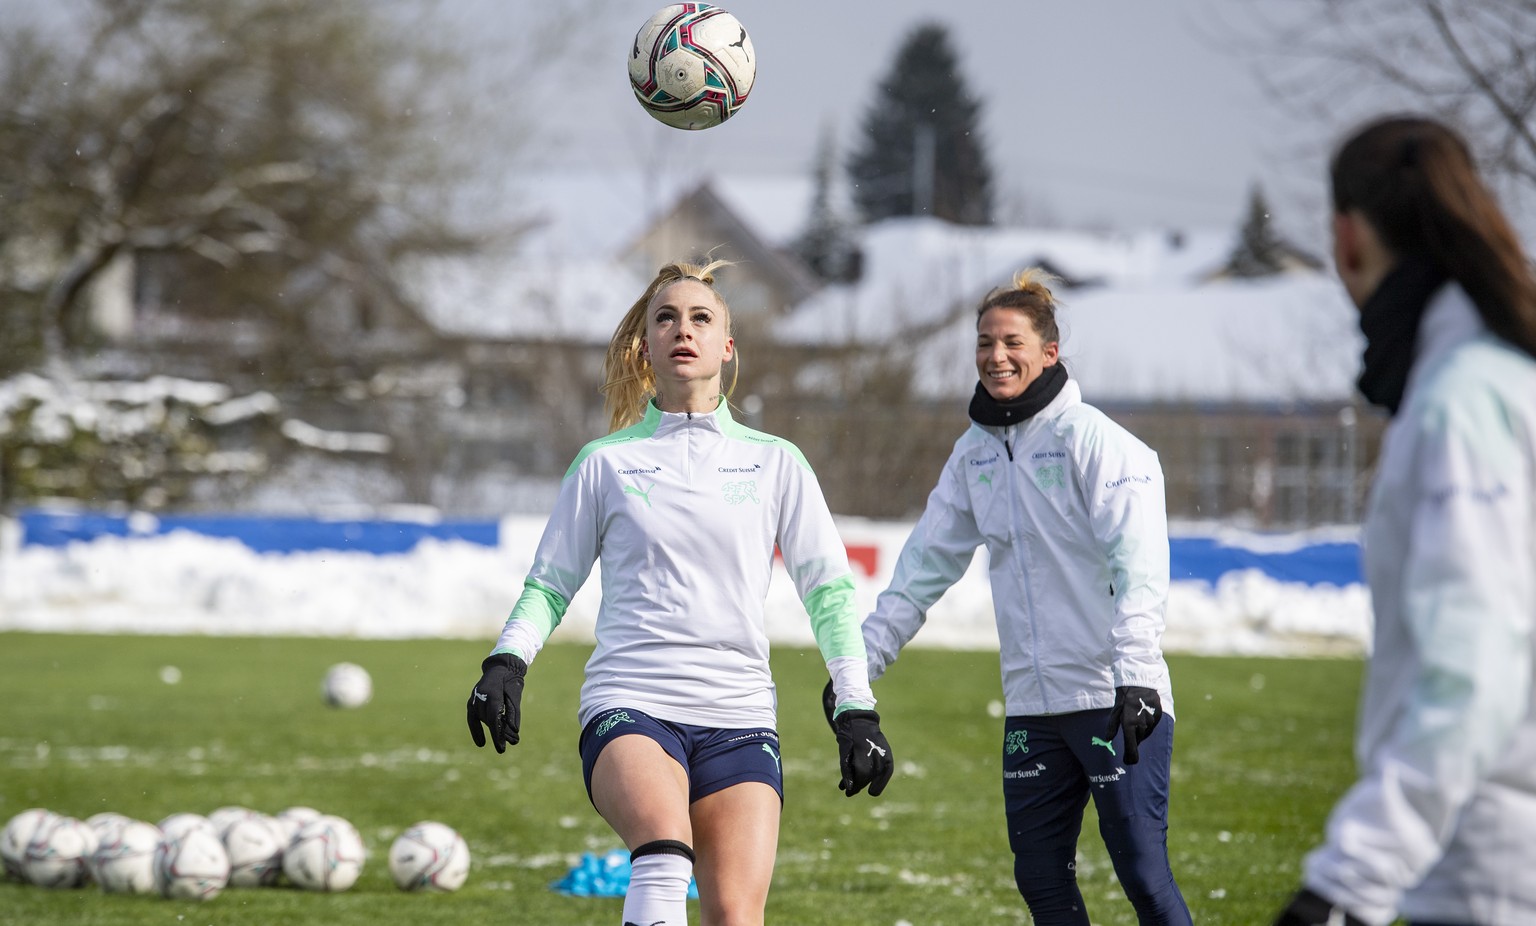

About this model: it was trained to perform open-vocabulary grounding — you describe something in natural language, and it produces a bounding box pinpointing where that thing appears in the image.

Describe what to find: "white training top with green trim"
[493,398,873,730]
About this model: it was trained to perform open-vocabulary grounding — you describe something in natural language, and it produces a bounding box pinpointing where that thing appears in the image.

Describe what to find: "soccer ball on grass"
[90,820,161,894]
[388,821,470,892]
[1,808,57,881]
[283,814,365,892]
[322,662,373,708]
[154,827,230,900]
[21,815,97,888]
[222,816,285,888]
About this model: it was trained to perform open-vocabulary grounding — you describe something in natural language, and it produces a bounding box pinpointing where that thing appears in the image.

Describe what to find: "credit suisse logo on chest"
[717,462,763,505]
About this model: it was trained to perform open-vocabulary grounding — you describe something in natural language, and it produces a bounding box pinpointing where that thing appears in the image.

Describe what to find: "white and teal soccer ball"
[322,662,372,709]
[22,815,97,888]
[388,821,470,892]
[283,815,365,892]
[157,812,218,844]
[222,816,285,888]
[84,812,133,843]
[629,3,755,130]
[154,827,230,900]
[271,806,322,847]
[1,808,57,881]
[208,806,261,841]
[90,820,161,894]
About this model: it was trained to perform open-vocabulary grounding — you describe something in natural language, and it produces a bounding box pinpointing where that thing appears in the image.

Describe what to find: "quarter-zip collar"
[645,394,732,437]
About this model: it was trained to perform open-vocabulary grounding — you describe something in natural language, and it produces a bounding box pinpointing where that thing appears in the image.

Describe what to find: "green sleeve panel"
[497,578,567,646]
[805,575,866,663]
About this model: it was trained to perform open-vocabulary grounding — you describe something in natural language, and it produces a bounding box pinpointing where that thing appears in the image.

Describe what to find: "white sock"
[622,851,692,926]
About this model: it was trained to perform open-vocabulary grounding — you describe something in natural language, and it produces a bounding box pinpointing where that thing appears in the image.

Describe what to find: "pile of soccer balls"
[0,806,470,900]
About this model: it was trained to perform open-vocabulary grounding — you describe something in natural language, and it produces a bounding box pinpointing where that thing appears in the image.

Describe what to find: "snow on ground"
[0,515,1370,658]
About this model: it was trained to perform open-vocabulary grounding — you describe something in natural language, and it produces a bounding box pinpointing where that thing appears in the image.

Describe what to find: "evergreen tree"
[1227,184,1288,278]
[846,23,994,226]
[792,126,862,283]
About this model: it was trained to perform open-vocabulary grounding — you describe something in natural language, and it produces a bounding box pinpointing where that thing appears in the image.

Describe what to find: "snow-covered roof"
[415,169,818,342]
[774,217,1362,405]
[503,168,816,259]
[896,274,1361,404]
[415,173,1364,405]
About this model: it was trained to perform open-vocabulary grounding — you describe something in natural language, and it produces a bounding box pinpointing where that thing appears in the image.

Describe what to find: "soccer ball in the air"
[154,827,230,900]
[629,3,755,130]
[90,820,161,894]
[222,816,285,888]
[283,815,365,892]
[323,662,373,708]
[388,821,470,892]
[21,814,97,888]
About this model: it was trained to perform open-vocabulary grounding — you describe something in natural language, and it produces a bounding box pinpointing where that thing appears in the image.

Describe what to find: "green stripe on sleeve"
[804,575,866,662]
[506,577,568,640]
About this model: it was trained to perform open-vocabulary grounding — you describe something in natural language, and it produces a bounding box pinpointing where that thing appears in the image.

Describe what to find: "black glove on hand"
[833,709,893,797]
[821,679,837,733]
[1104,685,1162,765]
[467,653,527,753]
[1273,887,1366,926]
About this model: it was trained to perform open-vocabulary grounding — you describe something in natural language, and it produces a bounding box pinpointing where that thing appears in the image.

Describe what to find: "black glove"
[1273,887,1366,926]
[467,653,527,753]
[833,709,893,797]
[1104,685,1162,765]
[821,679,837,733]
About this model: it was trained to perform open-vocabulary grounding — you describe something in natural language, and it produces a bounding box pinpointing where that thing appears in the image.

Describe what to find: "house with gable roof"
[60,163,1382,528]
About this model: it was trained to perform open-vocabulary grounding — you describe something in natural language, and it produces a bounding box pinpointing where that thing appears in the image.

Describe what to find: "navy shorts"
[578,706,784,806]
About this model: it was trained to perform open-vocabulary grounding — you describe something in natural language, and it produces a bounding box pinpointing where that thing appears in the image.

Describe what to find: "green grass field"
[0,632,1361,924]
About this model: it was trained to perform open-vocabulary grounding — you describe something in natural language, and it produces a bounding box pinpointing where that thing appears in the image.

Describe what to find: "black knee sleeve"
[630,839,695,864]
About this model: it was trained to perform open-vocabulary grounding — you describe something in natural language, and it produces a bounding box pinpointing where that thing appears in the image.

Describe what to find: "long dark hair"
[1330,115,1536,358]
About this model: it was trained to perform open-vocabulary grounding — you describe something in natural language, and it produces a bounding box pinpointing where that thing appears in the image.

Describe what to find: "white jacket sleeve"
[862,446,985,680]
[1304,393,1535,924]
[491,459,602,665]
[776,454,875,710]
[1076,421,1171,689]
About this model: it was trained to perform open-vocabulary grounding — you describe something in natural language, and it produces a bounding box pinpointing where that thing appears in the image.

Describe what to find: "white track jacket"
[491,399,874,731]
[861,379,1175,717]
[1304,285,1536,925]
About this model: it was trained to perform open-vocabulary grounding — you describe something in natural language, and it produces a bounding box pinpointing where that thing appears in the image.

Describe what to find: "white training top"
[1304,284,1536,926]
[492,398,874,730]
[861,378,1175,718]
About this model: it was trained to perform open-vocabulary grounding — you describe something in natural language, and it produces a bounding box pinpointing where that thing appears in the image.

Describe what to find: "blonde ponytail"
[601,259,736,432]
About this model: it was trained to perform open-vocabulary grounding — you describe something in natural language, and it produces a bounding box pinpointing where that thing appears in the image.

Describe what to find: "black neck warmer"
[968,362,1070,427]
[1356,260,1448,415]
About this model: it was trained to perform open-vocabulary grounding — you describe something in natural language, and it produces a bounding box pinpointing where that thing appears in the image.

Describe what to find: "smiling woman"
[853,267,1193,925]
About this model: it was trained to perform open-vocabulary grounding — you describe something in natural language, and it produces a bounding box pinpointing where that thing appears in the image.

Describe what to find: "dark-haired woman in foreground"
[1275,116,1536,926]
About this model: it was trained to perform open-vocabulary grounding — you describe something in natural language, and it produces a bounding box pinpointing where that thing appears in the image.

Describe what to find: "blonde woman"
[468,260,892,926]
[842,269,1191,925]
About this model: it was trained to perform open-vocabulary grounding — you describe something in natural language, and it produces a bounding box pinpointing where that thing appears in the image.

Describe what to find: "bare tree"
[0,0,543,376]
[1237,0,1536,198]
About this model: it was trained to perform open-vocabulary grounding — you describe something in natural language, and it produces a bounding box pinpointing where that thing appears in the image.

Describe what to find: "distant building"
[62,169,1381,528]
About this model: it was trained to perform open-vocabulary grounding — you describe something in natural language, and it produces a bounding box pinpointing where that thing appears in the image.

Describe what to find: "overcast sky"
[493,0,1349,241]
[2,0,1418,242]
